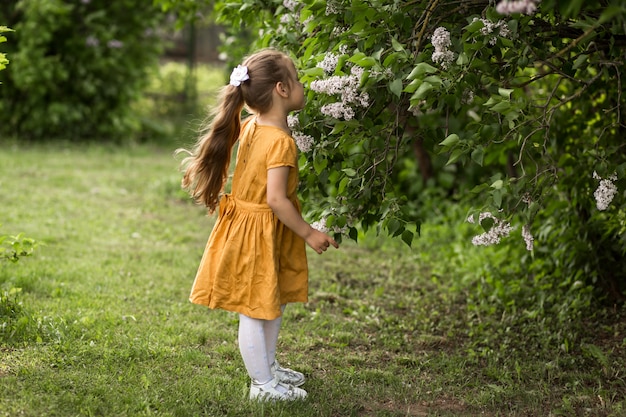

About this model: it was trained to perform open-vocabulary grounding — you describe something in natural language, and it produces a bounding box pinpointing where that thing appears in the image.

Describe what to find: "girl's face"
[286,63,305,112]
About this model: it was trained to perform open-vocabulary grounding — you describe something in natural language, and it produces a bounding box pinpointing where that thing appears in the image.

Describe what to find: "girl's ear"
[275,81,289,98]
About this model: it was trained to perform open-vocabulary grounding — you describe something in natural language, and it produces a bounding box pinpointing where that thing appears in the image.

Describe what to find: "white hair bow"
[229,65,250,87]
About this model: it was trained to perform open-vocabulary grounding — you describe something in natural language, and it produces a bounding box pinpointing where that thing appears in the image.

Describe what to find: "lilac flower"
[321,102,355,120]
[107,39,124,49]
[593,171,618,211]
[471,17,512,45]
[311,219,329,233]
[468,212,514,246]
[496,0,539,15]
[317,53,339,74]
[86,36,99,47]
[325,2,339,15]
[293,132,315,152]
[522,224,534,251]
[287,114,300,130]
[283,0,298,12]
[431,27,455,69]
[311,216,349,235]
[310,64,369,120]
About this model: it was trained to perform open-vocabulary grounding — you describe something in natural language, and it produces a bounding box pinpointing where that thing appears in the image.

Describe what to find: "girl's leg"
[263,305,306,387]
[263,305,285,367]
[238,314,272,384]
[240,313,303,399]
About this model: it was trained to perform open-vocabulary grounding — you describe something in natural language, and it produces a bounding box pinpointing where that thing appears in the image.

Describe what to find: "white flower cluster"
[471,17,512,45]
[593,171,619,211]
[283,0,298,12]
[311,216,348,235]
[317,53,339,74]
[431,27,455,69]
[287,114,300,130]
[522,224,534,251]
[320,102,355,120]
[293,132,315,153]
[310,220,329,233]
[467,212,514,246]
[310,64,370,121]
[325,2,340,15]
[496,0,539,15]
[287,114,315,153]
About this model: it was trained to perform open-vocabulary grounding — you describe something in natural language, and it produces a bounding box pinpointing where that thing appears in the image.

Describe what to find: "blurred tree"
[0,0,165,141]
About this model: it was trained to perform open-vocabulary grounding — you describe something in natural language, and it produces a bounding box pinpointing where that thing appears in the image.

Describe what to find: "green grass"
[1,143,625,416]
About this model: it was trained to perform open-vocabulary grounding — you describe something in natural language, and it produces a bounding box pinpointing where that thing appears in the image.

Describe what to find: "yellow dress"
[189,118,308,320]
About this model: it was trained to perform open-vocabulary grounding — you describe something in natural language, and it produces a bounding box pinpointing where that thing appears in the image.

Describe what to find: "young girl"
[179,49,338,401]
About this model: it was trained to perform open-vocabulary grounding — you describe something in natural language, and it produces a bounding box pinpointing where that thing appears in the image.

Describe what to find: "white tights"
[238,305,285,385]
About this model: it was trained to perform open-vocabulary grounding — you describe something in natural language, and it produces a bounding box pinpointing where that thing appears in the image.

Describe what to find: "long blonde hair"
[179,49,295,213]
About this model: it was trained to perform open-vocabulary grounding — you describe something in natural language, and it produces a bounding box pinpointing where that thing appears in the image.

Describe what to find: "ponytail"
[179,85,245,213]
[179,48,295,213]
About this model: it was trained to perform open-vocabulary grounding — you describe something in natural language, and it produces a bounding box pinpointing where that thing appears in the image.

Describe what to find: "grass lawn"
[1,143,625,416]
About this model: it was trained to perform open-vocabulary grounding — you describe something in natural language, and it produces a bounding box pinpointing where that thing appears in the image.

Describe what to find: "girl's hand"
[305,228,339,254]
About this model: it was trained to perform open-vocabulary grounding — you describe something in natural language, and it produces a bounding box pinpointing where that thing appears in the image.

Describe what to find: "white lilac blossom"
[522,224,534,251]
[310,65,369,120]
[461,89,475,105]
[431,27,455,69]
[86,36,99,47]
[293,132,315,153]
[321,102,355,120]
[593,171,618,211]
[468,212,514,246]
[325,2,339,15]
[287,114,300,130]
[283,0,298,12]
[311,220,329,233]
[311,216,349,235]
[107,40,124,49]
[317,53,339,74]
[471,17,512,45]
[496,0,539,15]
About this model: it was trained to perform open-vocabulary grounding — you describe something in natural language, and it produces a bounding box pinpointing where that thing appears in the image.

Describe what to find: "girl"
[179,49,338,401]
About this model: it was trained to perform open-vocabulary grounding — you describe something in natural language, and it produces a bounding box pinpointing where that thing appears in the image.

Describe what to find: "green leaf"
[480,216,495,232]
[492,189,503,208]
[389,78,403,98]
[572,54,588,70]
[411,82,433,100]
[313,157,328,174]
[599,5,626,24]
[456,52,469,66]
[401,230,414,247]
[446,148,464,166]
[391,37,404,52]
[471,146,484,166]
[387,218,401,236]
[490,101,511,113]
[498,88,514,98]
[407,62,438,80]
[439,133,460,147]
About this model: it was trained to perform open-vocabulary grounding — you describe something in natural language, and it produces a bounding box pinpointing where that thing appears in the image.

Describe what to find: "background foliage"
[0,0,165,141]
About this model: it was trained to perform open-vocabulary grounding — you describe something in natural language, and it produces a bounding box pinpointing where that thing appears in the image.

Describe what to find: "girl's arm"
[267,166,338,254]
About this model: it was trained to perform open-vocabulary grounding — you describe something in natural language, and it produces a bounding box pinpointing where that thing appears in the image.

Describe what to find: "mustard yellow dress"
[189,118,308,320]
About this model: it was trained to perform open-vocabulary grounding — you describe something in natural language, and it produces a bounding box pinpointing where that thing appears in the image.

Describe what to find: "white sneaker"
[271,360,306,387]
[249,378,308,401]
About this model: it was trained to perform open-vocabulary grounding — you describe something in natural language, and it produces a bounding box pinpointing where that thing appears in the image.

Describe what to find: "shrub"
[0,0,165,141]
